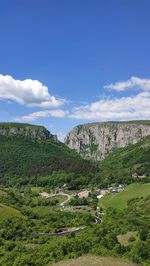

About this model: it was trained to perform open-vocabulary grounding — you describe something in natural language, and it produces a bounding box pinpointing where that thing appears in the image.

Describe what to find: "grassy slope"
[117,231,138,246]
[0,203,23,219]
[51,255,139,266]
[99,183,150,209]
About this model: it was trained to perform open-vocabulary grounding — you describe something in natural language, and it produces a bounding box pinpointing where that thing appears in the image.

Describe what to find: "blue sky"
[0,0,150,140]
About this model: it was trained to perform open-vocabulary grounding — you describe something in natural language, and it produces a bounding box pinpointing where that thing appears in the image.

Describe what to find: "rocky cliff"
[0,123,58,142]
[65,121,150,160]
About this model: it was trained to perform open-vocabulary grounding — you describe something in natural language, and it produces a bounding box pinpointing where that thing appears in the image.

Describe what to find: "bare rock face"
[0,123,58,142]
[65,121,150,161]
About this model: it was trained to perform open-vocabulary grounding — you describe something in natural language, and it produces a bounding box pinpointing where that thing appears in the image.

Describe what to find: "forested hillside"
[98,136,150,185]
[0,134,97,186]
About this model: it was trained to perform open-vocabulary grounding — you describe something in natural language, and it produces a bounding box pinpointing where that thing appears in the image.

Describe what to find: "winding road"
[35,191,101,237]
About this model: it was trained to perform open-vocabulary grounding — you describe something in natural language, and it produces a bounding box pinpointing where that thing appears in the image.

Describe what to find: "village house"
[132,172,138,178]
[39,192,50,198]
[78,190,90,198]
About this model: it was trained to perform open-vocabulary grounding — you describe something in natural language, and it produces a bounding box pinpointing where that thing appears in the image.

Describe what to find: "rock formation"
[0,123,58,142]
[65,121,150,160]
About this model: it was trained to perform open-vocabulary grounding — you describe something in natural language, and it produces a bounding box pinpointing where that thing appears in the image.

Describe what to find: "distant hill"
[0,122,58,141]
[0,123,97,186]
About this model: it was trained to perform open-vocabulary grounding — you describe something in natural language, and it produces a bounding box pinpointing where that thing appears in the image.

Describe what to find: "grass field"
[31,186,44,194]
[117,231,138,246]
[99,183,150,210]
[51,255,139,266]
[0,203,23,219]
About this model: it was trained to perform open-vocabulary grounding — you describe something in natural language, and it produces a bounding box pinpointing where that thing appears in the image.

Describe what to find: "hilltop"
[0,122,58,141]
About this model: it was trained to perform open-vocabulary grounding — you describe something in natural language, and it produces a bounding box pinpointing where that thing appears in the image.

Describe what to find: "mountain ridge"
[65,120,150,161]
[0,122,58,142]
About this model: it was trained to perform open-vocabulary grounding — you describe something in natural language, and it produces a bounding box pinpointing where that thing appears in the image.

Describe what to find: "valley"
[0,122,149,265]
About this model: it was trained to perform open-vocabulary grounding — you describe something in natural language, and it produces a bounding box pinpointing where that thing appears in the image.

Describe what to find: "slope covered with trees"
[0,134,97,186]
[0,123,96,184]
[96,136,150,186]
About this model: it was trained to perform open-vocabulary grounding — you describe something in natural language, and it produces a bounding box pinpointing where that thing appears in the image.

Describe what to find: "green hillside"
[99,136,150,184]
[0,203,23,219]
[99,183,150,210]
[0,133,97,186]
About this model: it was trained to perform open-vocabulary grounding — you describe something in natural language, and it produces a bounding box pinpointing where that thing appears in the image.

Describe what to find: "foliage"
[96,136,150,186]
[0,135,98,187]
[0,186,149,265]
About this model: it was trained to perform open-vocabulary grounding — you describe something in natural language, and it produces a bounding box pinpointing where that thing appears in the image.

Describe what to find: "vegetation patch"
[99,183,150,209]
[0,203,23,219]
[117,231,138,246]
[51,255,139,266]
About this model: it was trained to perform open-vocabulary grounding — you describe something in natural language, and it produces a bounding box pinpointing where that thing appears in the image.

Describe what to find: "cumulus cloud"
[16,109,67,122]
[104,76,150,91]
[69,76,150,121]
[69,91,150,121]
[0,74,66,108]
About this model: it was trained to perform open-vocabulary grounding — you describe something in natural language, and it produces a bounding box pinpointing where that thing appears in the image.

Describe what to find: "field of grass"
[117,231,138,246]
[31,186,44,194]
[99,183,150,210]
[0,203,23,219]
[51,255,139,266]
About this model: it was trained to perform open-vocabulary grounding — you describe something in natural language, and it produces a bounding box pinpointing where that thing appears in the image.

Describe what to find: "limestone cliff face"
[0,123,58,142]
[65,121,150,160]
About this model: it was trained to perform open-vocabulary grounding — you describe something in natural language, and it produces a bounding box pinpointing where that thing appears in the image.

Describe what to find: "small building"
[132,172,138,178]
[74,206,82,209]
[78,190,89,198]
[39,192,50,198]
[100,189,108,195]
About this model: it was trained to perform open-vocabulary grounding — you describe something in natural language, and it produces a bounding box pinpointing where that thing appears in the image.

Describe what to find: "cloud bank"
[69,77,150,121]
[2,74,149,123]
[16,109,67,122]
[0,74,66,108]
[104,76,150,91]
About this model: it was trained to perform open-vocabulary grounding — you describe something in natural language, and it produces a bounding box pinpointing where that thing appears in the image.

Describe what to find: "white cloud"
[70,76,150,121]
[69,91,150,121]
[16,109,67,122]
[0,74,66,108]
[104,76,150,91]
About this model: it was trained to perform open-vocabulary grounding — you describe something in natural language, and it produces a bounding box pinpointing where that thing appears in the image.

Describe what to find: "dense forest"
[0,131,150,188]
[0,134,98,187]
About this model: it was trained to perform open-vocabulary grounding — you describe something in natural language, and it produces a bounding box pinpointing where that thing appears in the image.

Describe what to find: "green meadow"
[0,203,23,219]
[99,183,150,209]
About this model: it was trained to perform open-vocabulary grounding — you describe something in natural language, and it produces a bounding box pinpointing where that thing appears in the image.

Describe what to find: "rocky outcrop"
[0,123,58,142]
[65,121,150,161]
